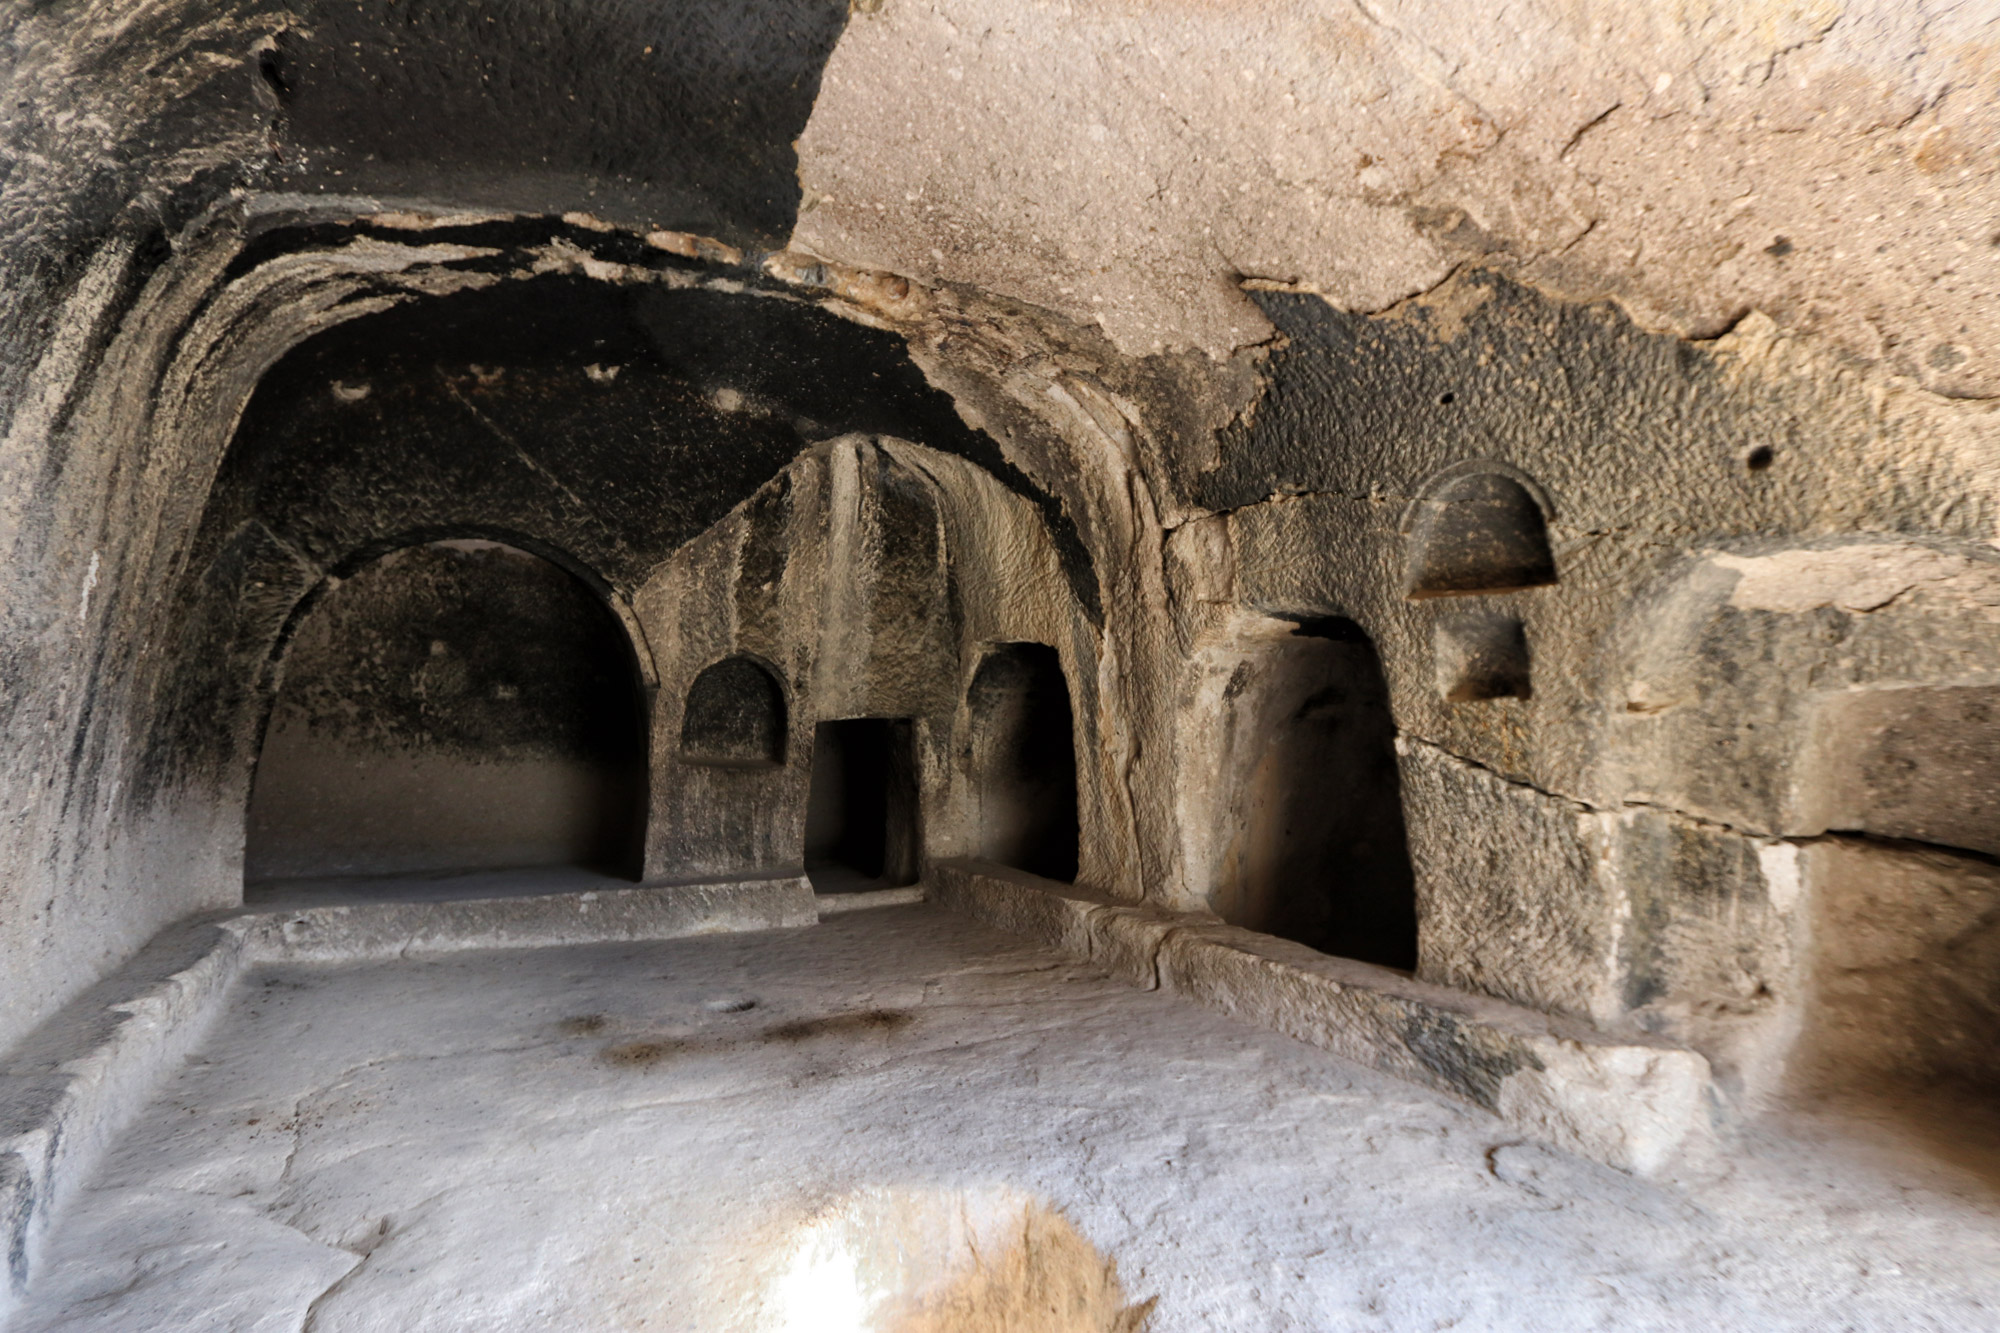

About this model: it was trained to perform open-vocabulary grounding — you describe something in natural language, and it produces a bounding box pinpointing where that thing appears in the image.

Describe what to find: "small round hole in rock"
[1745,445,1775,472]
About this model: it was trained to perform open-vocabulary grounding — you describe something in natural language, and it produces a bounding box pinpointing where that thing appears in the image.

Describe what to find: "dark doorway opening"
[804,717,920,892]
[967,643,1080,883]
[1217,618,1418,970]
[245,541,647,897]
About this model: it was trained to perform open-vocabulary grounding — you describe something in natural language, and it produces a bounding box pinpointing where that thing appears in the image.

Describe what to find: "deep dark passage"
[967,644,1080,883]
[804,718,921,890]
[1236,620,1418,970]
[245,542,647,885]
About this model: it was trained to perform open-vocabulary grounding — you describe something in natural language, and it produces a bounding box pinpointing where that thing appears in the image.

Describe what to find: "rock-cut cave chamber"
[2,2,1998,1329]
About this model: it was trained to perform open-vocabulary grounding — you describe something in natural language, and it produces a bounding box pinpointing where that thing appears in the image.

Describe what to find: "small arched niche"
[966,643,1080,883]
[246,540,647,888]
[680,654,787,768]
[1404,464,1556,599]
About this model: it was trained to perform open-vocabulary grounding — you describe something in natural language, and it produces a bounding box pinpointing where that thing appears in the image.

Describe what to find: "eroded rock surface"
[14,909,2000,1332]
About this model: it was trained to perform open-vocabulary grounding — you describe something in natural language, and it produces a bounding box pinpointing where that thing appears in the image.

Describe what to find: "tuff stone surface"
[17,906,2000,1332]
[797,0,2000,399]
[930,859,1714,1175]
[1,6,1998,1322]
[0,871,818,1312]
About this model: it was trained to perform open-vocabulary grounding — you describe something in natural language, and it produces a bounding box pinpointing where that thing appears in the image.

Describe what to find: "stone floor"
[13,902,2000,1331]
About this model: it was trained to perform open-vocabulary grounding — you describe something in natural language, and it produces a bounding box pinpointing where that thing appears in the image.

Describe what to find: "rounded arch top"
[277,526,659,696]
[680,653,789,769]
[244,532,651,883]
[1401,460,1557,600]
[963,641,1079,883]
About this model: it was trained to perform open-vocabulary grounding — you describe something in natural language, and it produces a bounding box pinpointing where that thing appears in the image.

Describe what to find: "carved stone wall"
[1,1,1994,1114]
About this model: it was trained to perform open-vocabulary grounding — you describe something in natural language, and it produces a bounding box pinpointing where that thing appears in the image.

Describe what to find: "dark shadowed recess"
[805,719,921,891]
[966,643,1080,883]
[245,542,646,882]
[681,655,788,768]
[1252,619,1417,970]
[265,0,853,249]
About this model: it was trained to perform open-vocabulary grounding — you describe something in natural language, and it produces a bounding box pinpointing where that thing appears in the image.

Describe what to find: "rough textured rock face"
[637,437,1095,887]
[1,0,1997,1136]
[797,0,2000,399]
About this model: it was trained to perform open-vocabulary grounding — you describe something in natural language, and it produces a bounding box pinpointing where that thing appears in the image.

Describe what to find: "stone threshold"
[0,873,816,1317]
[814,885,929,915]
[928,859,1715,1178]
[243,872,818,961]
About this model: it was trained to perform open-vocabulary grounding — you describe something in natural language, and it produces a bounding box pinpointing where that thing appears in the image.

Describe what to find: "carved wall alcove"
[1179,615,1419,970]
[247,540,648,883]
[1599,540,2000,1100]
[1402,463,1557,600]
[681,655,788,768]
[965,642,1080,884]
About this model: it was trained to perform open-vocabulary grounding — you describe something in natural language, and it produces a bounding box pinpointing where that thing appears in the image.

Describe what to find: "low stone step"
[928,858,1714,1177]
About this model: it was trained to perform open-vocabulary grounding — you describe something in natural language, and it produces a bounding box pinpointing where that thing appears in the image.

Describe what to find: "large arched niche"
[1177,611,1418,970]
[245,539,650,887]
[133,208,1093,901]
[1595,538,2000,1103]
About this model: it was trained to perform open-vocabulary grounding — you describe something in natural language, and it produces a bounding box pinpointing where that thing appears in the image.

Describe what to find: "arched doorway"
[245,540,647,891]
[966,643,1080,883]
